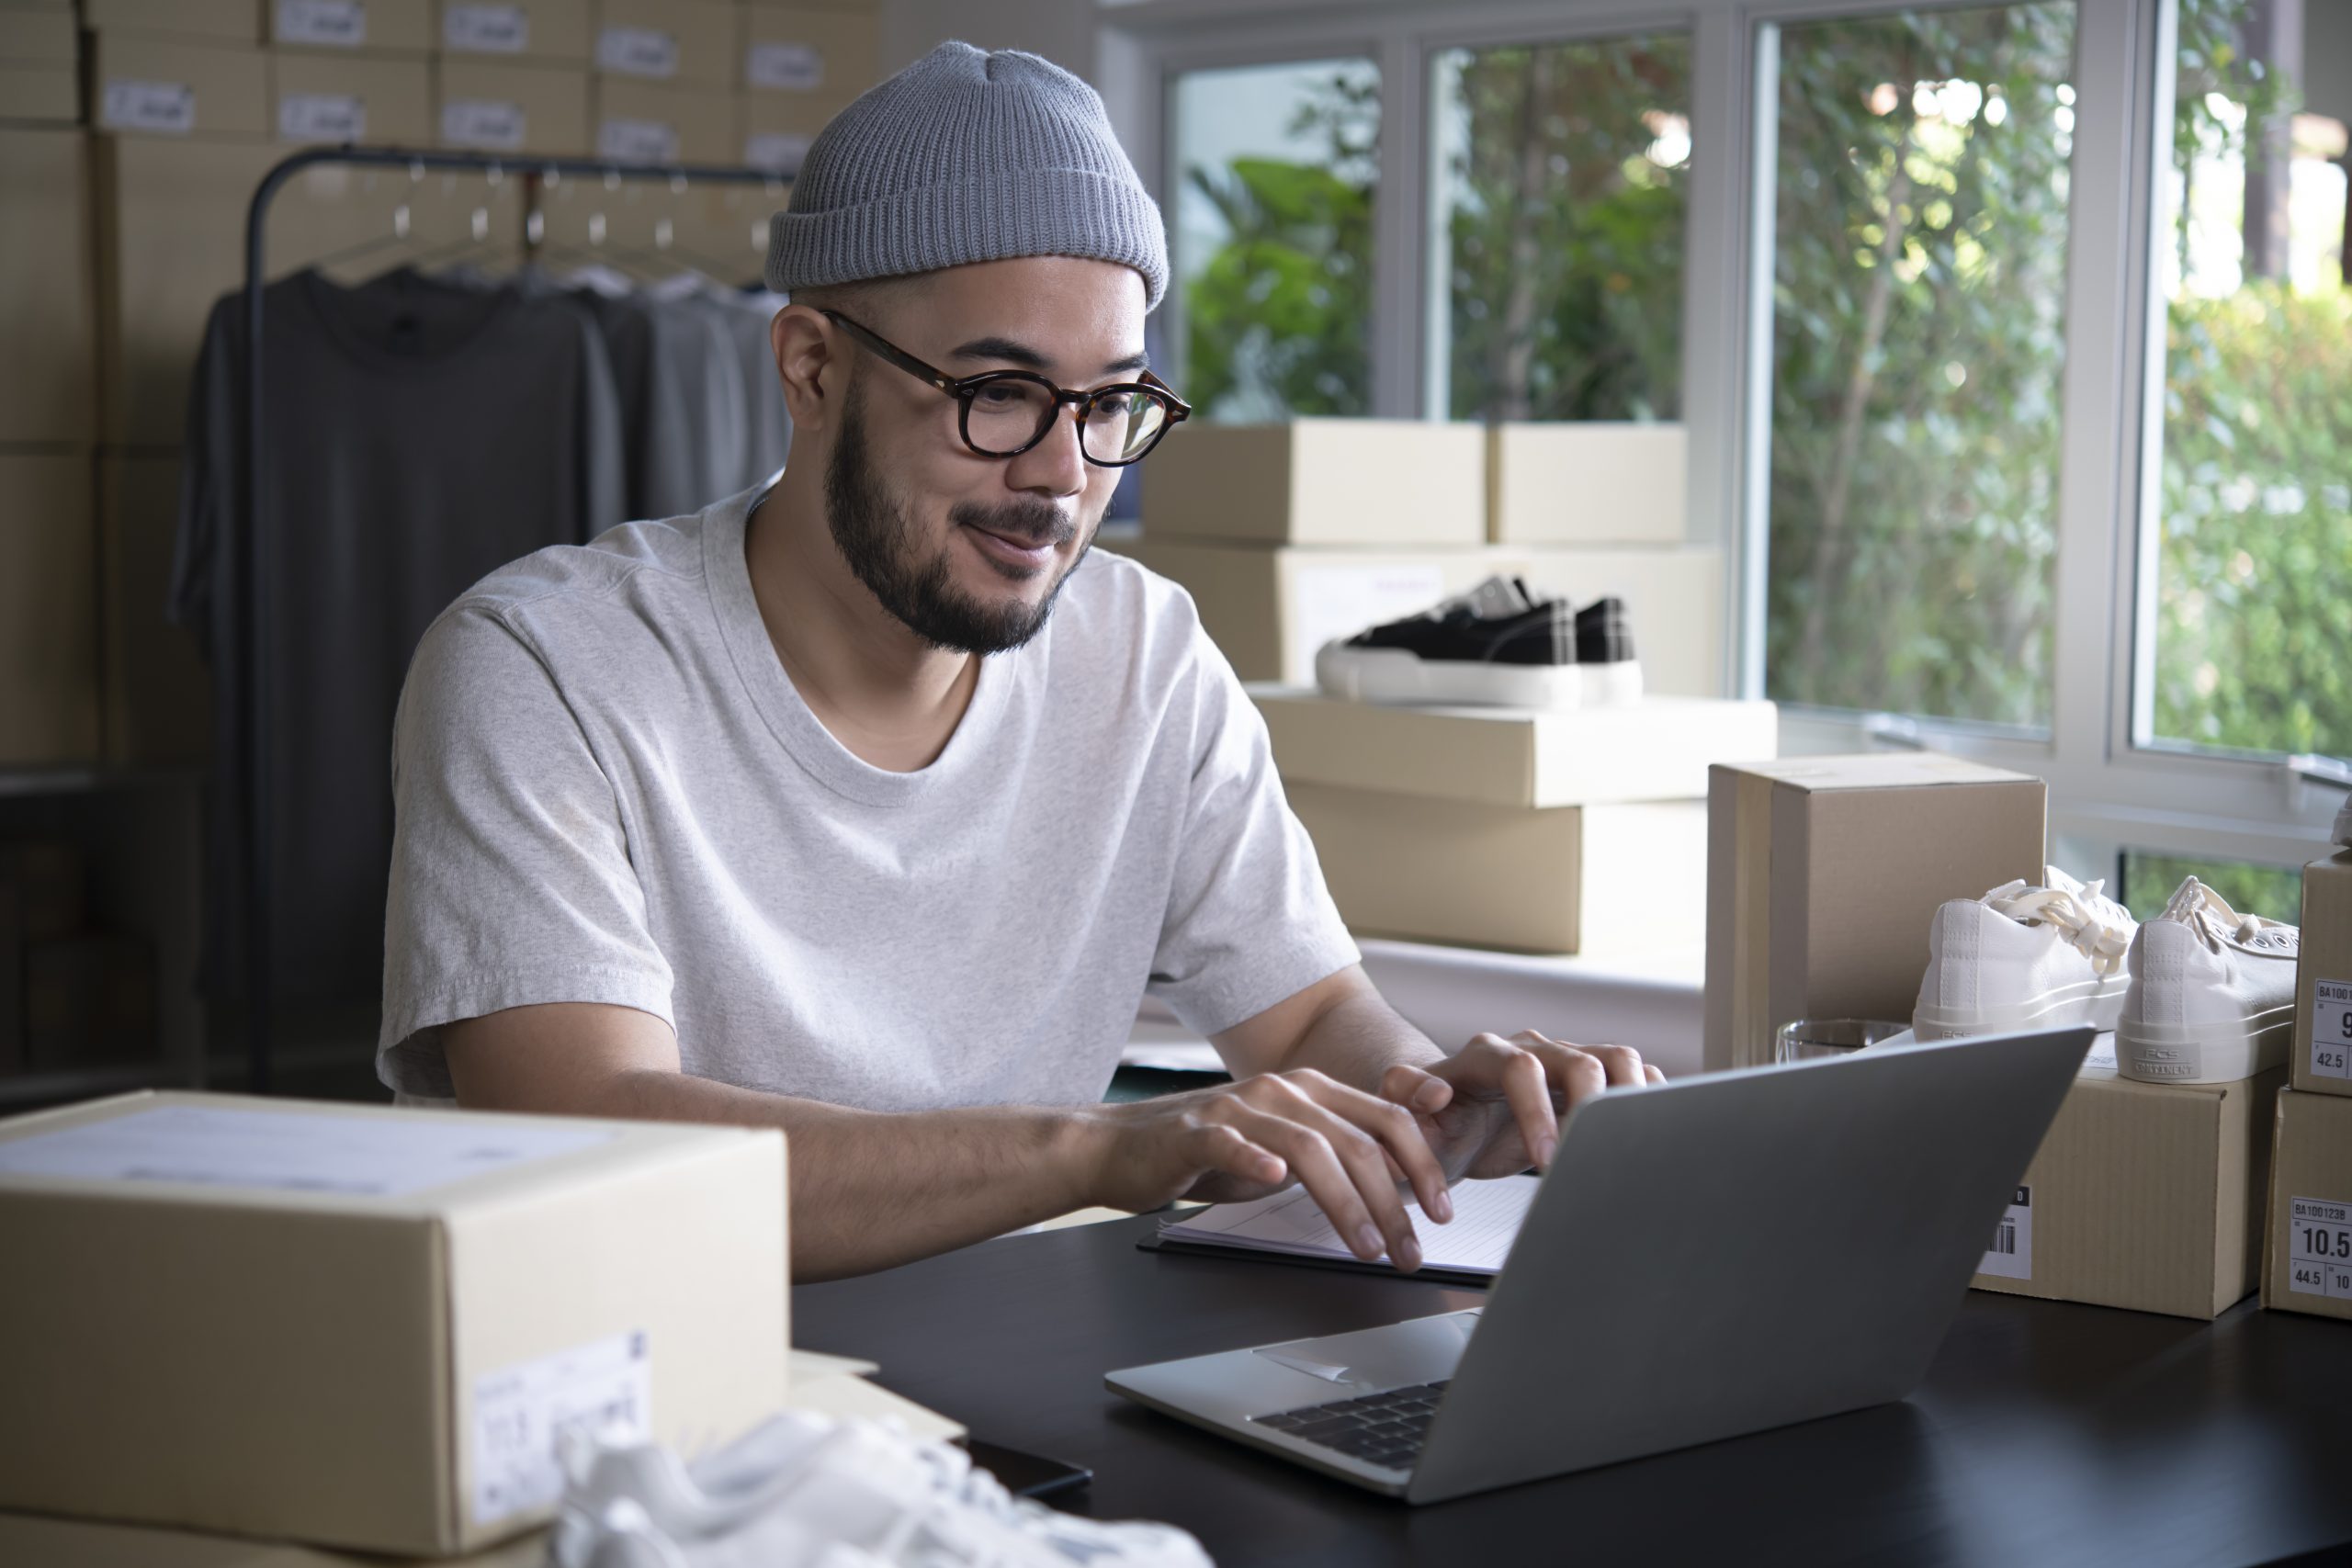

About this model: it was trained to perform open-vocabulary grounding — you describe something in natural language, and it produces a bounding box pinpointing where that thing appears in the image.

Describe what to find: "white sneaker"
[549,1411,1213,1568]
[1913,866,2137,1042]
[2335,795,2351,849]
[2116,877,2300,1085]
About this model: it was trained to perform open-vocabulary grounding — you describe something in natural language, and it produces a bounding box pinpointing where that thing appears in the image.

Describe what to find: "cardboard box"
[0,1511,548,1567]
[0,452,101,767]
[1517,545,1725,698]
[0,1091,790,1555]
[84,0,261,43]
[740,4,878,97]
[1971,1067,2283,1319]
[435,58,591,153]
[1487,422,1687,545]
[1128,538,1522,687]
[271,49,433,143]
[0,878,20,1077]
[0,839,87,940]
[2293,849,2352,1096]
[1146,420,1487,548]
[24,932,156,1070]
[0,60,78,123]
[91,34,270,139]
[2263,1087,2352,1318]
[1251,688,1778,809]
[1287,784,1706,955]
[266,0,435,54]
[0,6,74,61]
[436,0,590,62]
[739,83,854,171]
[100,455,213,765]
[1705,754,2048,1072]
[0,129,95,442]
[593,73,731,164]
[594,0,732,85]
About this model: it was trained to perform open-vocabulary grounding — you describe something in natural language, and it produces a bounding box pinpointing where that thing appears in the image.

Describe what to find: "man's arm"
[1214,965,1666,1186]
[446,998,1453,1280]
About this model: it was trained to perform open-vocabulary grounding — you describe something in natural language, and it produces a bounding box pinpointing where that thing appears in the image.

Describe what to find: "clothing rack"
[238,143,791,1092]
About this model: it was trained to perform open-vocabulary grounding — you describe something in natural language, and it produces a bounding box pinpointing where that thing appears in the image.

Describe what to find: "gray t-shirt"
[379,483,1359,1107]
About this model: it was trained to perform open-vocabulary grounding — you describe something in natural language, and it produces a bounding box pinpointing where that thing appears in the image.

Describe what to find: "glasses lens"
[1081,389,1171,465]
[964,377,1057,456]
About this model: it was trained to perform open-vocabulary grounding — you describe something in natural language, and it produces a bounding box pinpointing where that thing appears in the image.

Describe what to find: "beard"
[822,375,1091,656]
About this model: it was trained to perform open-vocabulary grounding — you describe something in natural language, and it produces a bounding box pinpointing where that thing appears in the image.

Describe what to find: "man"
[379,41,1659,1280]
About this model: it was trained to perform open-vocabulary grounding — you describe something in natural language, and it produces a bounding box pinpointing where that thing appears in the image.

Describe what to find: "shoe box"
[2263,1087,2352,1320]
[593,73,733,163]
[594,0,735,87]
[1486,422,1686,545]
[0,5,78,126]
[1704,754,2047,1072]
[436,0,591,62]
[1518,545,1724,700]
[2292,849,2352,1096]
[0,1508,552,1565]
[740,5,881,104]
[435,57,593,153]
[0,1091,789,1555]
[1971,1066,2285,1320]
[265,0,435,54]
[1147,419,1488,548]
[1260,690,1778,955]
[0,452,101,768]
[99,453,214,765]
[271,49,434,144]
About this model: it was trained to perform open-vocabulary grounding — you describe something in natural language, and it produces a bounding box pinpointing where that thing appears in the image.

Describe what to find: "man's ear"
[772,304,844,434]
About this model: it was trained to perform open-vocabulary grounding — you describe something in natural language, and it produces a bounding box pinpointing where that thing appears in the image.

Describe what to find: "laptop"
[1105,1026,2091,1505]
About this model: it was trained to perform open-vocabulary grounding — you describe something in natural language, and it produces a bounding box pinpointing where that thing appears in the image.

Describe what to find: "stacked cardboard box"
[738,2,879,174]
[1256,689,1777,955]
[0,1,77,126]
[0,840,155,1077]
[2261,847,2352,1322]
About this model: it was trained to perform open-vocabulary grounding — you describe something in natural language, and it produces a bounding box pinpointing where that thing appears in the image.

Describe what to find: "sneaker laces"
[1986,875,2133,976]
[2161,876,2292,953]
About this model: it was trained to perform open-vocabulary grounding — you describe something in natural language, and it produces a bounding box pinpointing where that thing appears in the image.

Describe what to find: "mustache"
[950,499,1079,549]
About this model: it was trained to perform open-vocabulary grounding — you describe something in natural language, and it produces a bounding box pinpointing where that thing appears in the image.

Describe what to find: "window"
[1758,4,2078,730]
[2119,850,2301,925]
[2141,0,2351,761]
[1429,33,1690,423]
[1169,58,1380,422]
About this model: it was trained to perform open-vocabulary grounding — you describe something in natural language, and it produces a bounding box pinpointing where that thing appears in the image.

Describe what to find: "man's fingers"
[1644,1064,1667,1085]
[1192,1120,1285,1187]
[1380,1062,1453,1115]
[1492,1043,1563,1171]
[1289,1071,1453,1226]
[1584,1043,1647,1088]
[1285,1100,1430,1271]
[1230,1106,1408,1268]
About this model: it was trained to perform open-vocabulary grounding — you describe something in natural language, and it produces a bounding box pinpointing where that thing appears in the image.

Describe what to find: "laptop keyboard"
[1247,1380,1452,1471]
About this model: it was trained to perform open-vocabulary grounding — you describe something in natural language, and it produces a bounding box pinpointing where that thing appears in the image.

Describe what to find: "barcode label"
[445,3,526,53]
[471,1330,650,1526]
[747,41,825,91]
[744,131,810,173]
[442,98,526,151]
[278,92,365,141]
[101,79,196,134]
[597,117,678,164]
[2289,1196,2352,1300]
[597,25,677,77]
[1977,1184,2032,1280]
[277,0,366,45]
[2312,980,2352,1081]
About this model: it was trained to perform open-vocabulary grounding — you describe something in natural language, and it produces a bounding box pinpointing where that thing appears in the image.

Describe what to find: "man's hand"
[1080,1068,1456,1271]
[1379,1031,1663,1181]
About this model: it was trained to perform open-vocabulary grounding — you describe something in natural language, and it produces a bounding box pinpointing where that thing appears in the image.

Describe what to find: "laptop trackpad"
[1253,1310,1479,1390]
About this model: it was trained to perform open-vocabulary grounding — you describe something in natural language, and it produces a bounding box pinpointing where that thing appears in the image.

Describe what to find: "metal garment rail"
[238,143,789,1091]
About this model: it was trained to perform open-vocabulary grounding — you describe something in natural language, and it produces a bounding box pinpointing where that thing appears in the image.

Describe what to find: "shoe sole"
[1913,978,2130,1041]
[2116,1002,2295,1085]
[1315,645,1590,708]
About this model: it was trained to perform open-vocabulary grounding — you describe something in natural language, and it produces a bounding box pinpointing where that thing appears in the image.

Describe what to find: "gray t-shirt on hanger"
[378,483,1359,1107]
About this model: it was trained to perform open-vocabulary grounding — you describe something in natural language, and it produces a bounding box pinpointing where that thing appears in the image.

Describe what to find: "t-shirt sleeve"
[1146,621,1360,1039]
[378,603,674,1098]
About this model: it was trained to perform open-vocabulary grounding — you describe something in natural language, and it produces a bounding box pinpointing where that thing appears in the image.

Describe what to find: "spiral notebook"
[1152,1173,1539,1279]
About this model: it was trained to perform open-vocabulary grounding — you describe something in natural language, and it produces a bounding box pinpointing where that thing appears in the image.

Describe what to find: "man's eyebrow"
[948,337,1152,378]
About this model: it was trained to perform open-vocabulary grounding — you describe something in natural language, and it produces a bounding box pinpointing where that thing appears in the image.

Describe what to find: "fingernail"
[1397,1235,1422,1271]
[1412,1081,1448,1111]
[1538,1136,1559,1169]
[1354,1224,1384,1259]
[1432,1187,1454,1223]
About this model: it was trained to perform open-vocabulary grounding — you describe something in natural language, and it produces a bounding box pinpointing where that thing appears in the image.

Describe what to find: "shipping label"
[597,25,677,77]
[1976,1184,2032,1280]
[101,79,196,135]
[746,41,825,91]
[277,0,366,47]
[445,3,526,53]
[472,1330,651,1526]
[442,98,526,152]
[597,117,679,164]
[2288,1196,2352,1301]
[279,92,365,142]
[744,131,811,174]
[2312,979,2352,1082]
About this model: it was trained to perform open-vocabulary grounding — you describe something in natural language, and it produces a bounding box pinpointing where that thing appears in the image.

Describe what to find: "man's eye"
[1093,391,1135,416]
[974,384,1027,409]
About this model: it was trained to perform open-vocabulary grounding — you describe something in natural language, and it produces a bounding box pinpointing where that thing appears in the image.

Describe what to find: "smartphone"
[962,1437,1093,1499]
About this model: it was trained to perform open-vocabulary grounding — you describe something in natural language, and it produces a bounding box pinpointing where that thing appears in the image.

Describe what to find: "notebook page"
[1159,1174,1539,1274]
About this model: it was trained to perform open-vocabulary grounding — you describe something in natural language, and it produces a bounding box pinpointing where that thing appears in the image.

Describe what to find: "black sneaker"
[1313,575,1584,707]
[1574,595,1643,705]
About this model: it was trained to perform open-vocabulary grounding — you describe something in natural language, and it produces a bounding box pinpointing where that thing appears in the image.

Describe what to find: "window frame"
[1101,0,2344,883]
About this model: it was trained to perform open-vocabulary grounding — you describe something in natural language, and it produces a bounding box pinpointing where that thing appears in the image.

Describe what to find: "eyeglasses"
[820,310,1191,468]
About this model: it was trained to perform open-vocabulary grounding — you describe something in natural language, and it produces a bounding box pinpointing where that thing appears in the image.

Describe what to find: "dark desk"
[796,1213,2352,1567]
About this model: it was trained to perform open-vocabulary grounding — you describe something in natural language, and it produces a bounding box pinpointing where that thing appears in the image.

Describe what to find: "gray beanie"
[765,41,1169,310]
